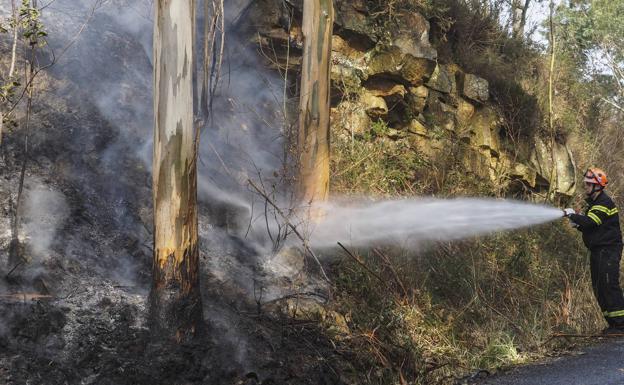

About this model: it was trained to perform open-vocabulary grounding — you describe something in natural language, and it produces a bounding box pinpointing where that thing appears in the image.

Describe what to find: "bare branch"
[247,178,330,283]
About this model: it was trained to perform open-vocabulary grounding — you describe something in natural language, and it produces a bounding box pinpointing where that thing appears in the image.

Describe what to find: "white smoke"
[21,182,70,260]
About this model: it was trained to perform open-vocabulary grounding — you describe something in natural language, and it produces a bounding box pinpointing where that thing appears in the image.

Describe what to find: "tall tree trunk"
[8,0,19,79]
[150,0,202,342]
[547,0,558,201]
[297,0,334,213]
[511,0,531,39]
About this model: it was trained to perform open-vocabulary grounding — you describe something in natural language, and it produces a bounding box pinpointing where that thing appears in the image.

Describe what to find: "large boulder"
[424,91,457,132]
[331,100,371,136]
[530,138,576,196]
[360,91,389,118]
[391,12,437,61]
[366,46,436,86]
[401,55,437,86]
[363,77,407,98]
[461,73,489,103]
[426,64,456,94]
[470,106,500,156]
[333,0,376,45]
[331,35,368,91]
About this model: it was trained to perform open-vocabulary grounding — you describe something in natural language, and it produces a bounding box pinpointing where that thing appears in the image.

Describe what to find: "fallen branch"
[0,293,52,301]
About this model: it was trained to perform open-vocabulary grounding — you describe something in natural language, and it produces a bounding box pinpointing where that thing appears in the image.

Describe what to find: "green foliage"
[19,0,48,46]
[323,2,622,384]
[555,1,624,116]
[557,0,624,63]
[368,119,390,139]
[331,126,429,197]
[0,1,49,134]
[328,223,597,384]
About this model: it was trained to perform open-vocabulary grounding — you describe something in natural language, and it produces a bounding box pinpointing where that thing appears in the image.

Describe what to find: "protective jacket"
[570,191,623,250]
[570,191,624,327]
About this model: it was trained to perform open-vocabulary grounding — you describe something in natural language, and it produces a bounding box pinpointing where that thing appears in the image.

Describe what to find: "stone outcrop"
[461,73,489,103]
[530,138,577,196]
[246,0,577,196]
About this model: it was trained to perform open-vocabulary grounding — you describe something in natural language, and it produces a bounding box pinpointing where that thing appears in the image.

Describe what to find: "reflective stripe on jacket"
[569,191,623,250]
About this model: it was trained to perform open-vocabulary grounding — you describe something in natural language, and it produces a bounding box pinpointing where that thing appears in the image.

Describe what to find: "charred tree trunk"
[150,0,203,342]
[297,0,334,211]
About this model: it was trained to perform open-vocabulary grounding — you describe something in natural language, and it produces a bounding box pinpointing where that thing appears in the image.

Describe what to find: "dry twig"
[247,178,330,283]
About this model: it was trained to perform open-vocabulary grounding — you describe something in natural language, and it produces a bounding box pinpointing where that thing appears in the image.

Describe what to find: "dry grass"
[325,223,601,384]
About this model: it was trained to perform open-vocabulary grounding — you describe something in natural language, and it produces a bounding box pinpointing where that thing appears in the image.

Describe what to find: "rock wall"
[243,0,577,197]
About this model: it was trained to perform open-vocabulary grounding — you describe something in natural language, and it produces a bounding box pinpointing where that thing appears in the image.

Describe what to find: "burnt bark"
[150,0,203,342]
[297,0,334,211]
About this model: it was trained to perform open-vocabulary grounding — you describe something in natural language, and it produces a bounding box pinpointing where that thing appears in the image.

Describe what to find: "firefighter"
[563,168,624,334]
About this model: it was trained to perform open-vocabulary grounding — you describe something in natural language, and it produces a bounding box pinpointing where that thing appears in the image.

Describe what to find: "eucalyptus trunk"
[511,0,530,39]
[297,0,334,212]
[150,0,202,342]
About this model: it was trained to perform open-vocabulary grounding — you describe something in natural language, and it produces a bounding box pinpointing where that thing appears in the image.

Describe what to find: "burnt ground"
[0,68,346,384]
[0,82,346,384]
[0,275,344,385]
[0,2,356,383]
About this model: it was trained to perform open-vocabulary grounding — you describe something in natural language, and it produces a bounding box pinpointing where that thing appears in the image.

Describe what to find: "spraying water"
[308,198,564,248]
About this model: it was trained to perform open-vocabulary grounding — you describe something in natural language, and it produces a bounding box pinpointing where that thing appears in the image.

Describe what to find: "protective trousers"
[590,246,624,327]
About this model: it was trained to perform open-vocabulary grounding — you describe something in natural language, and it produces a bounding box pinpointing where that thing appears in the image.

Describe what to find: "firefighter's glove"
[563,208,576,217]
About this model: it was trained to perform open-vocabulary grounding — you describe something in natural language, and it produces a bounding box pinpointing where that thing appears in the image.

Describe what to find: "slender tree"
[150,0,202,341]
[511,0,531,39]
[547,0,558,201]
[200,0,224,121]
[0,0,20,147]
[297,0,334,213]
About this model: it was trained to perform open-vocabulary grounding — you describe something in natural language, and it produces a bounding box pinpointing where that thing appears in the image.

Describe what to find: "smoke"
[24,0,567,288]
[309,198,564,248]
[20,181,70,260]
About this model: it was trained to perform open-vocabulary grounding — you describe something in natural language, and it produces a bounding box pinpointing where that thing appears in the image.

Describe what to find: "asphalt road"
[479,338,624,385]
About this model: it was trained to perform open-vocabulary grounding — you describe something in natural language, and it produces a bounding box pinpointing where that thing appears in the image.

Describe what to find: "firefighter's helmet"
[584,168,608,187]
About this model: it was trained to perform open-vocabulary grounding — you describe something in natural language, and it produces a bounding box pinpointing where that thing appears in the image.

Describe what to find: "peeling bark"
[297,0,334,213]
[150,0,203,342]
